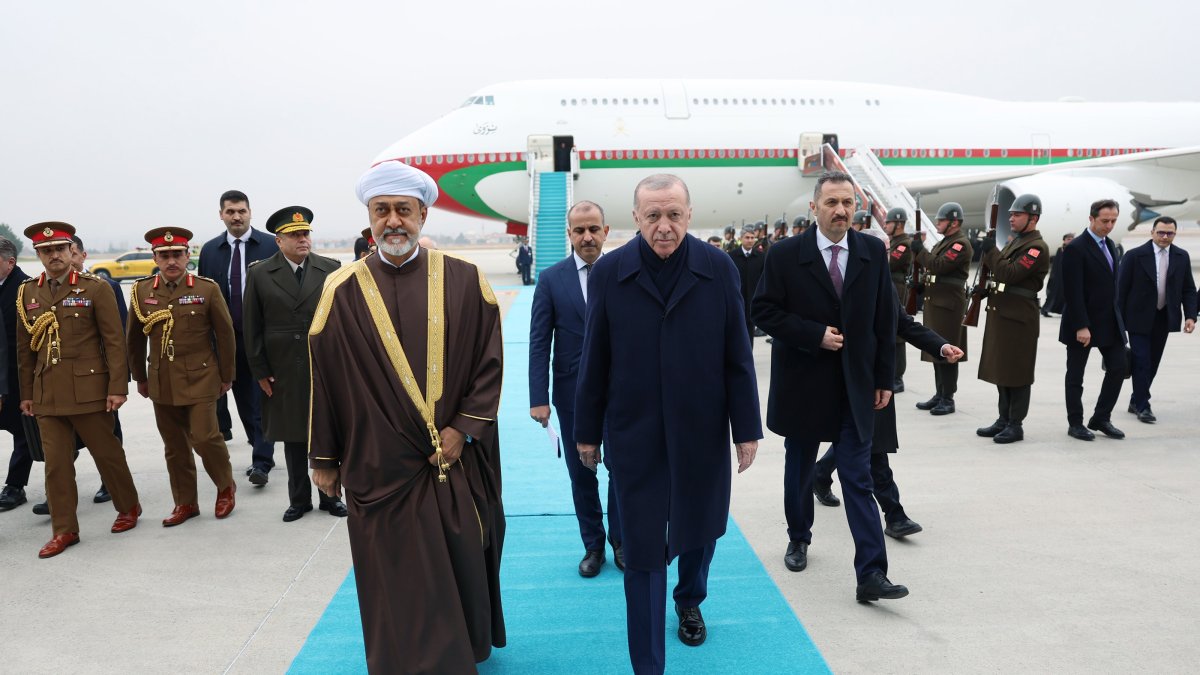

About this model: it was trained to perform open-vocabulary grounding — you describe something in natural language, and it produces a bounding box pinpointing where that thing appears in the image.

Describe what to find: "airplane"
[371,79,1200,245]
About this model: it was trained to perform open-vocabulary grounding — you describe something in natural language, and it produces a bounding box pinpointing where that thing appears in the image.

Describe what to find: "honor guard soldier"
[884,208,914,391]
[243,207,347,522]
[851,210,870,232]
[128,227,237,526]
[17,222,141,558]
[910,202,973,415]
[975,195,1050,443]
[360,227,377,257]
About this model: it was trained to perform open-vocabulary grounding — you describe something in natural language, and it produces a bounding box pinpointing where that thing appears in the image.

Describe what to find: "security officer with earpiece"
[884,208,914,391]
[910,202,972,415]
[975,194,1050,443]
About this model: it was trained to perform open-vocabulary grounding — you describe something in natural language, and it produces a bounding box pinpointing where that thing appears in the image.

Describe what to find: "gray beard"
[378,229,417,258]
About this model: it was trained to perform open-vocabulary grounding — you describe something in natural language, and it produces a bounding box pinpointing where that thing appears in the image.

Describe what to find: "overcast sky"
[2,0,1197,250]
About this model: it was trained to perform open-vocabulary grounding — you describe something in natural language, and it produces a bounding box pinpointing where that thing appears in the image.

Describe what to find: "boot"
[915,394,942,411]
[994,423,1024,444]
[976,418,1009,437]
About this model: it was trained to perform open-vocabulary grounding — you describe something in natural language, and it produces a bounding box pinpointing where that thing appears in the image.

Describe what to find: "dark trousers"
[557,408,622,552]
[813,447,907,524]
[1129,309,1169,411]
[623,541,715,675]
[284,441,335,508]
[5,412,121,489]
[933,362,958,399]
[785,414,887,583]
[518,263,532,285]
[218,331,275,471]
[894,342,907,381]
[997,385,1032,424]
[1065,340,1126,425]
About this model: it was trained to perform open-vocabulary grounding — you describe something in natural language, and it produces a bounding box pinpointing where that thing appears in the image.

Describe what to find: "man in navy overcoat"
[752,170,907,603]
[575,175,761,675]
[528,201,622,576]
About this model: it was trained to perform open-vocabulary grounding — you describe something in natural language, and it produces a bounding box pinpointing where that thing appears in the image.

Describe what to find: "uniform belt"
[987,281,1038,299]
[922,274,966,287]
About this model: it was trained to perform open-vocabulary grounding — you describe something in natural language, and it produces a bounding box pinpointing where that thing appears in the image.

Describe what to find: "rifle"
[963,203,999,327]
[904,196,922,315]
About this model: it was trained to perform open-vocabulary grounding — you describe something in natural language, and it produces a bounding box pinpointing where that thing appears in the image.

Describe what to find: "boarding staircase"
[528,169,572,279]
[803,143,940,242]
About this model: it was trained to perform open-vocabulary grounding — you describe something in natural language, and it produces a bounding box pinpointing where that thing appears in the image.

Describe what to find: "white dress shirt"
[815,227,848,280]
[226,231,252,296]
[574,251,600,303]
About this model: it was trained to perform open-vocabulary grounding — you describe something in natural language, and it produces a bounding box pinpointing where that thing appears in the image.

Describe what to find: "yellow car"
[90,250,198,280]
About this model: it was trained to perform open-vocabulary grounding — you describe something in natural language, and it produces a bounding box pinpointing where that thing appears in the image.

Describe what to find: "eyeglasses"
[1153,231,1176,237]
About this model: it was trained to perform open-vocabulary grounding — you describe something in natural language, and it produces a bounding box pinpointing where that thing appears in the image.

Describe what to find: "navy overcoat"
[574,235,761,570]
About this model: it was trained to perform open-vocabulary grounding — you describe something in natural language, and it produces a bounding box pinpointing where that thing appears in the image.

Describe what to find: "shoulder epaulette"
[192,274,218,284]
[18,277,36,286]
[248,259,266,268]
[77,272,102,281]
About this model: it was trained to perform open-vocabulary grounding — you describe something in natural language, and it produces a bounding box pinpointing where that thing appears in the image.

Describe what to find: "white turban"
[355,161,438,207]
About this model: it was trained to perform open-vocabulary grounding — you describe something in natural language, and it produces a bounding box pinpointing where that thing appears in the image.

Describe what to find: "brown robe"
[308,250,505,674]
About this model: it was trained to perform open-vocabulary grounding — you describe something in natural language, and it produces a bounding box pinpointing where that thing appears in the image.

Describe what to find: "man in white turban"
[310,161,507,673]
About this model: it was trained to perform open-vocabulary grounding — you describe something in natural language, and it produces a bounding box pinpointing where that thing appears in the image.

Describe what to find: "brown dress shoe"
[111,504,143,533]
[39,532,80,558]
[215,485,236,519]
[162,504,200,527]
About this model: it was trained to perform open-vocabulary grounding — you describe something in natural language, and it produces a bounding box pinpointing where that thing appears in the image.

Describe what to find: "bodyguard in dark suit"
[244,206,347,521]
[1059,199,1128,441]
[529,201,622,577]
[1117,216,1197,423]
[516,239,533,285]
[0,238,33,511]
[575,175,761,675]
[752,170,906,603]
[728,225,765,341]
[198,190,279,483]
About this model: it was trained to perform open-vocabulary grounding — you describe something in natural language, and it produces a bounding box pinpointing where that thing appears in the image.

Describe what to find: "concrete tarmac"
[3,241,1199,673]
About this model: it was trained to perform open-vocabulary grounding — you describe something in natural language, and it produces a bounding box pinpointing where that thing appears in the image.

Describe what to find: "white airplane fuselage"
[375,80,1200,243]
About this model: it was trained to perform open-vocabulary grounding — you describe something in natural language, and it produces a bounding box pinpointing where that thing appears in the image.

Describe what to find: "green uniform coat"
[915,229,972,362]
[977,230,1050,386]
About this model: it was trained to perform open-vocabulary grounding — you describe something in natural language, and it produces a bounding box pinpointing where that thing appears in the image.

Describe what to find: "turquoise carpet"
[288,286,829,674]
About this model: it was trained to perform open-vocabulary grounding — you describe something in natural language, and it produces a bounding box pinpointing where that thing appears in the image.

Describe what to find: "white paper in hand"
[546,421,561,457]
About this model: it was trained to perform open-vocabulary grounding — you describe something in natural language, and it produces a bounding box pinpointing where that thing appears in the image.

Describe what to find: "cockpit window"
[458,95,496,108]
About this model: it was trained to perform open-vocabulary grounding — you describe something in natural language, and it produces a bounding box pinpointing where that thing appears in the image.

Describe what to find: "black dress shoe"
[994,423,1024,444]
[0,485,27,511]
[930,399,956,415]
[915,395,943,411]
[612,542,625,571]
[319,500,349,517]
[676,605,706,646]
[784,541,808,572]
[245,466,254,477]
[856,571,909,602]
[1137,407,1156,424]
[884,519,923,538]
[813,484,840,507]
[976,418,1009,437]
[249,468,269,486]
[578,550,604,577]
[1067,424,1095,441]
[93,484,112,504]
[222,429,234,441]
[32,501,50,515]
[282,504,314,522]
[1127,403,1138,414]
[1087,418,1125,439]
[893,379,905,393]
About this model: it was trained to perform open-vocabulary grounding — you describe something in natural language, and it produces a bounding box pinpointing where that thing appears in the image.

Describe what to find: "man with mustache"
[198,190,278,487]
[243,206,346,522]
[575,174,761,674]
[529,200,623,577]
[309,161,505,672]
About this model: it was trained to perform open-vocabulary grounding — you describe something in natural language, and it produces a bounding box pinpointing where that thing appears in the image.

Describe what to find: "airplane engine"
[988,174,1134,241]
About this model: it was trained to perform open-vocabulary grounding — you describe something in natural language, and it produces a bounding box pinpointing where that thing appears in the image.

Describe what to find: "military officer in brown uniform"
[17,222,141,558]
[975,195,1051,443]
[128,227,237,526]
[910,202,973,415]
[244,207,347,522]
[885,208,915,392]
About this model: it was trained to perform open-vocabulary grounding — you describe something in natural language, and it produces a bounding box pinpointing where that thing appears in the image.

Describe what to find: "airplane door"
[526,135,555,174]
[1031,133,1051,165]
[661,81,690,119]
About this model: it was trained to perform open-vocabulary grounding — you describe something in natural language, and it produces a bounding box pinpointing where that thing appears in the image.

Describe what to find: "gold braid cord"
[17,283,62,365]
[129,281,176,360]
[353,251,448,483]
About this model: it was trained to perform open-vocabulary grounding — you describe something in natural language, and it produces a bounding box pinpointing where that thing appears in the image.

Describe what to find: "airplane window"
[653,98,658,104]
[771,98,777,105]
[1000,149,1008,158]
[983,149,990,157]
[561,99,566,106]
[819,99,825,105]
[467,154,476,163]
[413,156,422,165]
[865,99,871,106]
[752,98,758,105]
[457,154,465,163]
[692,98,698,105]
[703,98,709,104]
[740,98,747,105]
[965,149,972,157]
[485,96,494,105]
[623,98,629,104]
[435,155,443,164]
[790,98,796,105]
[571,98,577,105]
[591,98,597,105]
[722,98,728,104]
[581,98,588,106]
[875,99,881,105]
[809,98,815,105]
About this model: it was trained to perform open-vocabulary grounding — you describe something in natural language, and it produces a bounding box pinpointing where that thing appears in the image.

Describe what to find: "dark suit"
[728,246,765,340]
[1117,239,1198,412]
[3,266,34,489]
[198,228,279,471]
[244,251,341,507]
[516,243,533,285]
[814,301,947,524]
[575,235,760,674]
[529,253,621,554]
[1059,230,1127,425]
[752,228,895,583]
